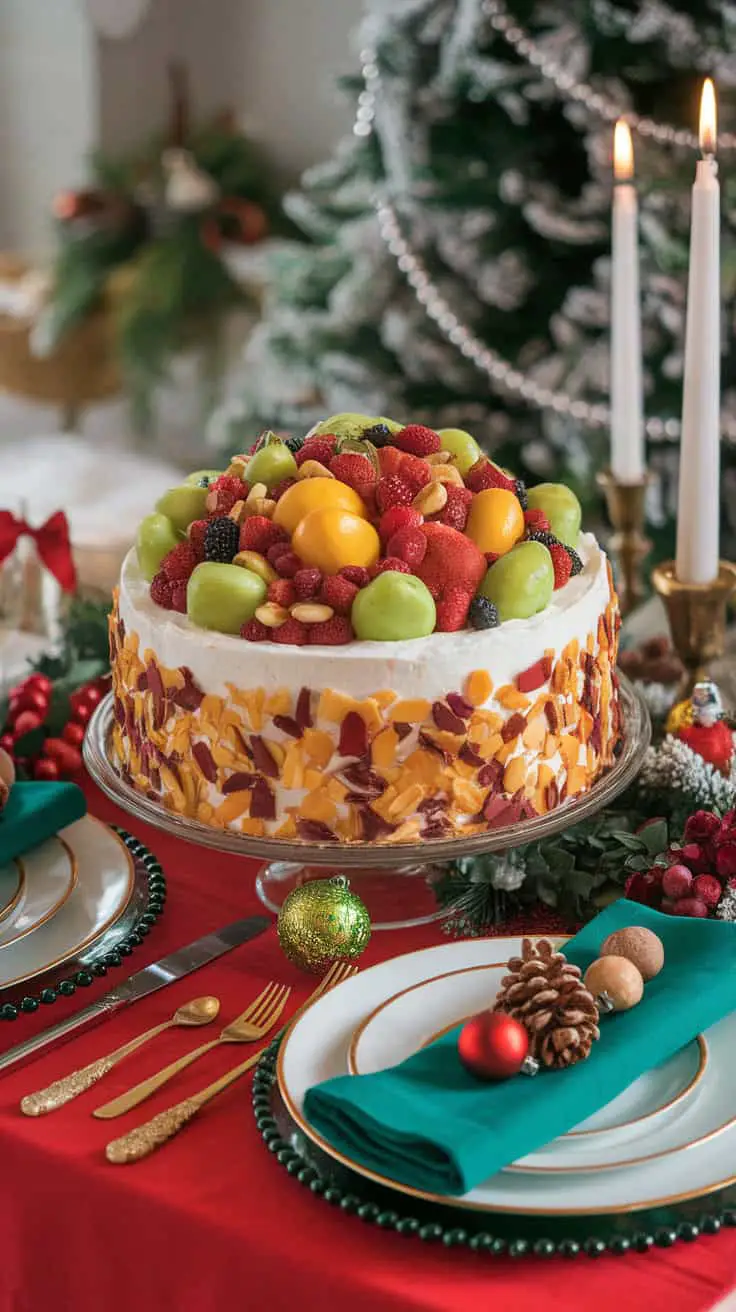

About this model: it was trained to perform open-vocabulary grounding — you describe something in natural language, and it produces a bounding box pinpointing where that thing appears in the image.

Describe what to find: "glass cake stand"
[84,676,650,929]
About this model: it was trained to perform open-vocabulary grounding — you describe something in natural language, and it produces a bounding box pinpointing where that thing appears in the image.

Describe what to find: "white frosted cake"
[110,415,621,842]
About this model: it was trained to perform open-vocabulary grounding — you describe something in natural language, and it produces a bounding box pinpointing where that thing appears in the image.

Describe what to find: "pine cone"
[494,938,600,1069]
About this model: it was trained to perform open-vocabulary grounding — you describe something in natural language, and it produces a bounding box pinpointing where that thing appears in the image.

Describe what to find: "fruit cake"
[110,414,621,843]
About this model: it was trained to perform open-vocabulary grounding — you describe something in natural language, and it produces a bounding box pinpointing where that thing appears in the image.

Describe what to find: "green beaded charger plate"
[253,1043,736,1257]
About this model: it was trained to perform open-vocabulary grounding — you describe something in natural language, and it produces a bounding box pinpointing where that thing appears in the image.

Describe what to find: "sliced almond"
[227,500,247,524]
[297,460,334,480]
[226,456,249,479]
[245,481,268,507]
[243,497,277,519]
[290,602,334,623]
[413,481,447,515]
[255,603,289,628]
[233,551,277,583]
[430,464,464,486]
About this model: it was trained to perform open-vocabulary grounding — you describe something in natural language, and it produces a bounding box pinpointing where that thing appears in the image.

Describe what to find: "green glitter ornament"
[277,876,371,973]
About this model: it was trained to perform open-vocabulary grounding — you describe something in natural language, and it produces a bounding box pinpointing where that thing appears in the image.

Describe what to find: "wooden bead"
[600,926,664,981]
[584,956,644,1013]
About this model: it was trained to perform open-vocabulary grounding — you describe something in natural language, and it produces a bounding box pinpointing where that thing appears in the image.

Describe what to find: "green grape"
[351,572,436,641]
[185,469,224,487]
[437,428,482,476]
[186,563,267,634]
[526,483,581,547]
[479,542,554,622]
[155,484,209,533]
[245,441,298,490]
[136,513,181,582]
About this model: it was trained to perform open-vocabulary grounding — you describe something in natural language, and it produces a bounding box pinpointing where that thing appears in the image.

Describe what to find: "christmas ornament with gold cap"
[277,876,371,973]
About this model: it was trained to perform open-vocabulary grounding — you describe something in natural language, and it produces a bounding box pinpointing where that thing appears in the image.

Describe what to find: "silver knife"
[0,914,271,1076]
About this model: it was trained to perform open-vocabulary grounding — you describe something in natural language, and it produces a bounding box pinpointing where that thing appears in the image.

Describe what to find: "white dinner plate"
[348,963,711,1173]
[0,816,135,989]
[0,836,77,951]
[0,863,23,926]
[278,937,736,1215]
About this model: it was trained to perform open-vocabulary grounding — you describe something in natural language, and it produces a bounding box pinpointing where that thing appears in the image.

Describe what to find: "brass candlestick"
[651,560,736,699]
[596,469,653,615]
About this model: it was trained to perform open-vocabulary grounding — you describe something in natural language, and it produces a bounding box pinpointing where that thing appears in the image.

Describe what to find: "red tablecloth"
[0,782,734,1312]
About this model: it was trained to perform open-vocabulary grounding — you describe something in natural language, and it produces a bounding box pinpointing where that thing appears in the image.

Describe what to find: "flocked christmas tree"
[210,0,736,554]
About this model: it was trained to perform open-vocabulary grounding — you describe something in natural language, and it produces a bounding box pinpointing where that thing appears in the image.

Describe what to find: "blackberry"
[285,435,305,453]
[514,478,528,510]
[567,545,584,576]
[469,596,500,630]
[527,530,560,549]
[196,474,217,488]
[361,423,392,447]
[204,516,240,563]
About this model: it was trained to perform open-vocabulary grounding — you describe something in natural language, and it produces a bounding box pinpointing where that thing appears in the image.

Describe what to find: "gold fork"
[105,960,358,1164]
[93,981,291,1120]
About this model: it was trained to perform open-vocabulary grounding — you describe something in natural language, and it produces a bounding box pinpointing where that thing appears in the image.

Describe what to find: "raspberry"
[308,615,354,645]
[378,506,422,542]
[436,586,473,632]
[170,583,188,613]
[415,523,486,598]
[524,508,551,534]
[394,424,441,456]
[207,474,246,515]
[469,597,500,630]
[549,543,573,590]
[399,454,432,492]
[320,574,359,615]
[376,474,413,512]
[272,477,297,500]
[187,519,208,561]
[434,485,473,532]
[241,618,270,642]
[240,516,287,555]
[267,540,293,566]
[268,578,296,607]
[275,551,302,578]
[150,571,173,608]
[294,568,323,599]
[466,460,514,494]
[204,517,240,563]
[274,618,309,646]
[377,445,406,477]
[329,452,377,490]
[294,435,336,467]
[370,557,412,577]
[161,542,197,581]
[340,565,371,587]
[387,526,427,568]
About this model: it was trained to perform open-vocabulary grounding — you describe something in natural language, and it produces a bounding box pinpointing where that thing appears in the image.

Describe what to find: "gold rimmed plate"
[0,837,77,951]
[277,936,736,1216]
[0,817,135,990]
[0,862,24,926]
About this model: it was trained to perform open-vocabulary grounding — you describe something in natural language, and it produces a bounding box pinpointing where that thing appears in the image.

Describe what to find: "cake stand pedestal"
[84,678,650,930]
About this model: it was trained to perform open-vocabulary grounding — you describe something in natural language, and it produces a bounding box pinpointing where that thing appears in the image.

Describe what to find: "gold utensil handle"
[92,1036,217,1119]
[20,1021,170,1116]
[105,1097,201,1163]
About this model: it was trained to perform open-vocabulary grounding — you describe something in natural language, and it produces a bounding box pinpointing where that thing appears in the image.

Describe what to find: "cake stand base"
[254,860,448,930]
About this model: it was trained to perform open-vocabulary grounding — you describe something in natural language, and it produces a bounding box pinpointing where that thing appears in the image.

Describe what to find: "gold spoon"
[20,996,221,1116]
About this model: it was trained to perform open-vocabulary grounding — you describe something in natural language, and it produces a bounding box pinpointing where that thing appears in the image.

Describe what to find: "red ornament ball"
[62,722,86,748]
[80,685,103,710]
[42,738,83,775]
[12,710,43,739]
[457,1010,530,1081]
[71,702,92,726]
[33,757,60,782]
[0,734,14,755]
[9,688,48,718]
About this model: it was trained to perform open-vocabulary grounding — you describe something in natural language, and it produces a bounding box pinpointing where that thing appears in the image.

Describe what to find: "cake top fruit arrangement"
[135,414,585,646]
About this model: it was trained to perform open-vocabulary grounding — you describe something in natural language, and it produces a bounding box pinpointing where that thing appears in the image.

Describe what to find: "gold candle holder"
[651,560,736,699]
[596,469,653,615]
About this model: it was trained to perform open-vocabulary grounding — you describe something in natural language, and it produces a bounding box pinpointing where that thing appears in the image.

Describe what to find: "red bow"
[0,510,77,593]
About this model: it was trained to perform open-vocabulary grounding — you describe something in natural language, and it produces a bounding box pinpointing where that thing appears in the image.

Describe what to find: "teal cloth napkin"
[0,781,86,867]
[304,901,736,1195]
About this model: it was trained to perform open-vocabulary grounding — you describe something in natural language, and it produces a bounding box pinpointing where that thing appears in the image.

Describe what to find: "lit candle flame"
[700,78,717,156]
[613,119,634,181]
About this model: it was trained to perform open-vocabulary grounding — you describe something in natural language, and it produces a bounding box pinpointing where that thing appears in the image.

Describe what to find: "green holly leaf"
[637,818,669,855]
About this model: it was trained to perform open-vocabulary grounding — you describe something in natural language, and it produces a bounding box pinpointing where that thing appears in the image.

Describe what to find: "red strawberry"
[161,542,197,581]
[376,474,413,512]
[274,618,309,646]
[377,446,405,477]
[378,505,422,542]
[294,435,336,467]
[370,557,412,577]
[274,551,302,578]
[268,578,297,608]
[415,523,486,598]
[549,543,573,590]
[150,572,174,608]
[206,474,246,515]
[340,565,371,587]
[435,586,473,632]
[524,507,551,534]
[329,452,377,491]
[387,526,427,568]
[399,454,432,492]
[187,519,208,561]
[272,477,297,500]
[308,615,354,645]
[240,516,287,555]
[320,574,359,615]
[433,485,473,532]
[466,460,515,494]
[241,619,270,642]
[294,568,323,599]
[394,424,441,456]
[170,583,188,613]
